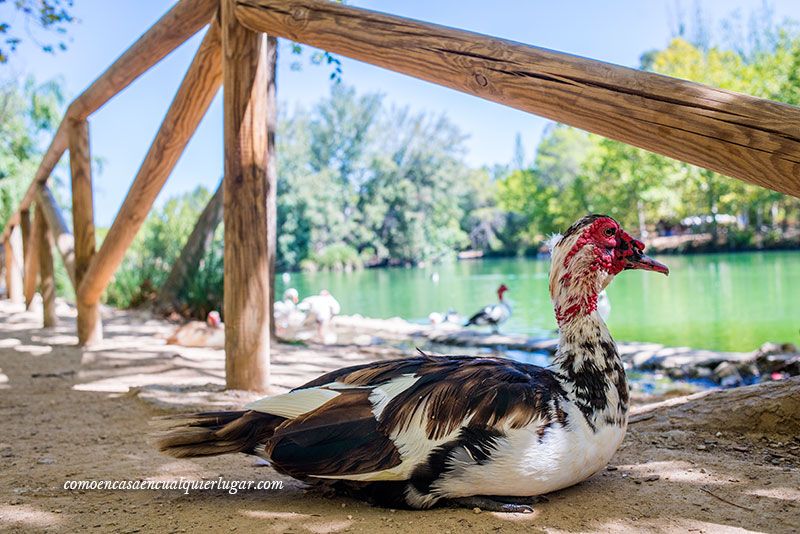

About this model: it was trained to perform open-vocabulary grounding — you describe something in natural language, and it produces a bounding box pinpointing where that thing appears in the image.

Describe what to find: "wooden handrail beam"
[68,0,219,120]
[77,19,223,308]
[1,0,216,241]
[235,0,800,198]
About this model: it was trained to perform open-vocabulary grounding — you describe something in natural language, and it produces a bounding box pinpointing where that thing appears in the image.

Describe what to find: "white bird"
[297,290,341,344]
[154,215,668,512]
[428,309,463,325]
[274,288,304,337]
[274,288,299,318]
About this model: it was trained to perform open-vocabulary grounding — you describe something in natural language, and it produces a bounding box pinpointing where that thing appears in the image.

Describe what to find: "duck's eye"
[603,227,616,237]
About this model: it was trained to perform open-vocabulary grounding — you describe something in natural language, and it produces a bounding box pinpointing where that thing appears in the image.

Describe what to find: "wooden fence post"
[266,34,277,340]
[35,203,58,327]
[37,185,76,289]
[68,118,102,346]
[21,209,41,309]
[5,227,24,303]
[222,0,271,391]
[19,209,31,263]
[0,242,5,297]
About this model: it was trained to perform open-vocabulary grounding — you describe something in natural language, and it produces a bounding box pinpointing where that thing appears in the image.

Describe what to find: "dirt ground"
[1,299,798,534]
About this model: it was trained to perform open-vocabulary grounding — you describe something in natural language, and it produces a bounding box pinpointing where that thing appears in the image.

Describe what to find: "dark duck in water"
[153,214,668,512]
[464,284,511,333]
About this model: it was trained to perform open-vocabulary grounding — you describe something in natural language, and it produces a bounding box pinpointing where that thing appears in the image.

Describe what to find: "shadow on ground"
[1,299,798,533]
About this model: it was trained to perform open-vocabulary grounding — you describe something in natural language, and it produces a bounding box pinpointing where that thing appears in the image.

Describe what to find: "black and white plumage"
[153,215,668,512]
[464,284,511,333]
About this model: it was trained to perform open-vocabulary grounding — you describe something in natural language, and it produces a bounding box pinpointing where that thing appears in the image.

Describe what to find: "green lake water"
[277,251,800,353]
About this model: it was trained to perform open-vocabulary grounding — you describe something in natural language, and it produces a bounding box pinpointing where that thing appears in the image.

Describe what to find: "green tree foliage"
[103,85,485,311]
[0,76,64,227]
[0,0,76,64]
[1,75,75,297]
[97,14,800,314]
[102,186,223,311]
[498,21,800,247]
[277,84,475,270]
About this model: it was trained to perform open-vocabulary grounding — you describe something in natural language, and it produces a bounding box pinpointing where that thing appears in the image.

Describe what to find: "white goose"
[154,215,667,512]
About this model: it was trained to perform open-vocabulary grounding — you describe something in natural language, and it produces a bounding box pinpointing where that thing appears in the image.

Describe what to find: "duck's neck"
[552,304,629,430]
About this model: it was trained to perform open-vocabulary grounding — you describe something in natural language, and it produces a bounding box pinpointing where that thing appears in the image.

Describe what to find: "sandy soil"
[1,299,798,534]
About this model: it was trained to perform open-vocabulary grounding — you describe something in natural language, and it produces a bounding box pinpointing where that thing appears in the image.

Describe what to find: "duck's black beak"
[625,250,669,275]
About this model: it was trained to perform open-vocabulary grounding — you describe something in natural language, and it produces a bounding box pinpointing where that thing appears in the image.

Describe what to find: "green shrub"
[310,242,362,271]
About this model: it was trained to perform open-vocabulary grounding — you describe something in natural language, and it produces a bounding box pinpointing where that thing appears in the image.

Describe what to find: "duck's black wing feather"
[264,353,568,481]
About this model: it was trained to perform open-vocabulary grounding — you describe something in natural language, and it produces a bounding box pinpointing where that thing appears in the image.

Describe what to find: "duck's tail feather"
[151,410,284,458]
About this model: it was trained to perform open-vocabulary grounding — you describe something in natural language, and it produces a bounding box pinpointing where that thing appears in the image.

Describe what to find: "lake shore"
[2,298,799,534]
[320,314,799,389]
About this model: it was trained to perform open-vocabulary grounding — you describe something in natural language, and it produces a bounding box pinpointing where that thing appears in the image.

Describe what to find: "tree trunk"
[36,185,76,289]
[630,376,800,437]
[155,179,224,314]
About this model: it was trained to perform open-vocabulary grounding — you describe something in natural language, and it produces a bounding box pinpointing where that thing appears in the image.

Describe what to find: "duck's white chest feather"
[435,403,627,498]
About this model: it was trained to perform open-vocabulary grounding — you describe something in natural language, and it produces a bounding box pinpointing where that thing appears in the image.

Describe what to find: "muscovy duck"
[153,215,667,512]
[464,284,511,333]
[165,311,224,349]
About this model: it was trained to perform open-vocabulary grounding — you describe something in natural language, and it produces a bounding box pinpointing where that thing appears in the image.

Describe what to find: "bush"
[102,186,218,315]
[309,242,362,271]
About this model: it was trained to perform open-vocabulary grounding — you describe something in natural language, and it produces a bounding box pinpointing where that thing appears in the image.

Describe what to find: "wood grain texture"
[36,185,76,289]
[35,203,58,327]
[68,0,218,120]
[20,209,40,309]
[266,34,278,339]
[4,228,23,303]
[235,0,800,198]
[223,0,272,391]
[78,20,223,308]
[68,118,102,346]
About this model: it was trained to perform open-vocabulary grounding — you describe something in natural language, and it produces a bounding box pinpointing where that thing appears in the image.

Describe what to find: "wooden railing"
[3,0,799,391]
[1,0,220,343]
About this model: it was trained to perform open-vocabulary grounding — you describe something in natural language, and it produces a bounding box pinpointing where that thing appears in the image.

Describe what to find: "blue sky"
[8,0,800,227]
